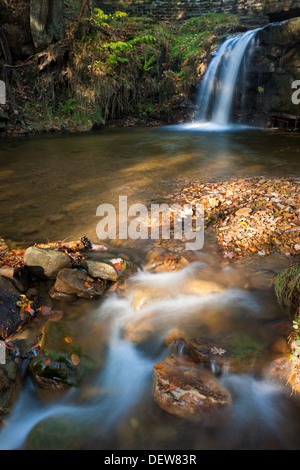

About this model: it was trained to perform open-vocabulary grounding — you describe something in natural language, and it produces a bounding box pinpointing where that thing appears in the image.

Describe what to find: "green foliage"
[94,35,156,69]
[138,52,157,72]
[89,8,128,28]
[59,98,77,115]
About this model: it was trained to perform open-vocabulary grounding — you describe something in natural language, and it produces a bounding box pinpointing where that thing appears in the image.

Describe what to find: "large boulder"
[153,354,232,420]
[24,246,72,279]
[0,267,29,293]
[241,17,300,127]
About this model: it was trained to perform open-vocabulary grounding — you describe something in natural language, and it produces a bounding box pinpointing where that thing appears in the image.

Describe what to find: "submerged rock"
[24,246,72,279]
[0,354,22,423]
[189,333,266,374]
[153,354,232,420]
[29,318,102,390]
[0,267,29,293]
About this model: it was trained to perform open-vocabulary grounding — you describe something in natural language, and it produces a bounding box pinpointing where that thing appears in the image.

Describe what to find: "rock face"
[29,317,104,389]
[153,354,232,419]
[188,333,266,374]
[240,17,300,128]
[24,246,72,279]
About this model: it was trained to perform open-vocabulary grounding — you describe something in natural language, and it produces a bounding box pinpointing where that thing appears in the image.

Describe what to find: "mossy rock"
[30,318,105,388]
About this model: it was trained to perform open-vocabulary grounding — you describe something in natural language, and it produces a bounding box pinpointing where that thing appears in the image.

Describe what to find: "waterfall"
[195,28,260,128]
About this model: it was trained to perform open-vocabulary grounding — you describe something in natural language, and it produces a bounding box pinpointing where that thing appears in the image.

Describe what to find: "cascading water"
[191,28,261,129]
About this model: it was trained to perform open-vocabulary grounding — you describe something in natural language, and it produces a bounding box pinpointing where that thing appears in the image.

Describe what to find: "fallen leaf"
[71,353,80,366]
[44,358,51,367]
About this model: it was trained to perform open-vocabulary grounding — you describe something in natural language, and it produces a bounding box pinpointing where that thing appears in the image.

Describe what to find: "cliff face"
[238,17,300,128]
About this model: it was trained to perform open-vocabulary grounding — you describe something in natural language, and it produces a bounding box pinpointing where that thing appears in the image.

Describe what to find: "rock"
[49,287,77,302]
[165,328,190,347]
[189,332,266,374]
[153,354,232,420]
[38,306,63,322]
[0,267,29,293]
[29,317,104,390]
[0,354,22,422]
[24,246,72,279]
[81,257,137,282]
[52,268,106,299]
[0,277,33,340]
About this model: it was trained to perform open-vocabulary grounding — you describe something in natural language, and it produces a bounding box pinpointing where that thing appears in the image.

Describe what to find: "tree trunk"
[77,0,93,37]
[0,26,16,108]
[0,26,12,81]
[30,0,64,51]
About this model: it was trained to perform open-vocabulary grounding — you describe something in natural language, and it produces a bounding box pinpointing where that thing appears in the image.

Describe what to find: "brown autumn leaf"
[71,353,80,366]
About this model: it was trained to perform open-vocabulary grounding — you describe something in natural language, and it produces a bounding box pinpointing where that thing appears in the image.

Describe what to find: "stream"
[0,125,300,450]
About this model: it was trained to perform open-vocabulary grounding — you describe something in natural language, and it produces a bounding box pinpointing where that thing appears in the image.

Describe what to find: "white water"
[189,28,260,130]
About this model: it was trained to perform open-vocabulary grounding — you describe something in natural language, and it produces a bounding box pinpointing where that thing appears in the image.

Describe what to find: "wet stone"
[53,268,106,299]
[153,354,232,420]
